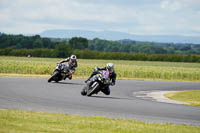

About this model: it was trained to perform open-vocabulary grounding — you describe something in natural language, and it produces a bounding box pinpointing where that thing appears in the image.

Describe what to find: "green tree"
[33,38,43,48]
[69,37,88,50]
[55,42,72,58]
[16,43,22,49]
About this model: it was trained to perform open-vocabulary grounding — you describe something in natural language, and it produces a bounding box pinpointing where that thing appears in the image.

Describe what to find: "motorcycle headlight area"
[93,75,101,81]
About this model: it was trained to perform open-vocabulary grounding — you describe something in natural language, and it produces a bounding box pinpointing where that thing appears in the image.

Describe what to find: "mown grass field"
[0,109,200,133]
[1,56,200,81]
[165,90,200,106]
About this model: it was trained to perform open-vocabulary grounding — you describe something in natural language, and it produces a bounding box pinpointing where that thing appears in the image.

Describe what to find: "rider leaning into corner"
[58,55,78,80]
[83,63,117,95]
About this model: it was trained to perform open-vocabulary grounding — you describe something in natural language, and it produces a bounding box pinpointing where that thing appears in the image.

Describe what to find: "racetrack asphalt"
[0,77,200,126]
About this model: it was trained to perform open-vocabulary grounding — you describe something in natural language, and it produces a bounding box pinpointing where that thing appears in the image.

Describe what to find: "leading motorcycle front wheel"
[81,86,87,96]
[48,70,59,82]
[87,82,100,96]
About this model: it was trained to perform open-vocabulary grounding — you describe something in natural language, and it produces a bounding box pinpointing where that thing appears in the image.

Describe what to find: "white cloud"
[160,0,169,9]
[160,0,200,12]
[160,0,181,11]
[0,0,200,36]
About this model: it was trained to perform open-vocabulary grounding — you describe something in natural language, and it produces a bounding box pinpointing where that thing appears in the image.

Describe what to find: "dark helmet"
[70,55,77,62]
[106,63,114,73]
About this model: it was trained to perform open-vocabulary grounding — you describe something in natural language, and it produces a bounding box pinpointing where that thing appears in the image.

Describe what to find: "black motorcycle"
[81,70,111,96]
[48,63,72,82]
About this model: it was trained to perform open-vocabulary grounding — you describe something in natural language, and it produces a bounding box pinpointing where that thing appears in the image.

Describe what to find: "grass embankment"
[1,56,200,81]
[165,90,200,106]
[0,109,199,133]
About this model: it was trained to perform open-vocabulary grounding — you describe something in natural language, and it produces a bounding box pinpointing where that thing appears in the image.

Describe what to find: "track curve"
[0,77,200,126]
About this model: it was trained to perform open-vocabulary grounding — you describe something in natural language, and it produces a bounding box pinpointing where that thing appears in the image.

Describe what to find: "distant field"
[1,56,200,81]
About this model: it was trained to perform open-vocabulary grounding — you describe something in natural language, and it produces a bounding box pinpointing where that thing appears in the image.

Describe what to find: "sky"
[0,0,200,36]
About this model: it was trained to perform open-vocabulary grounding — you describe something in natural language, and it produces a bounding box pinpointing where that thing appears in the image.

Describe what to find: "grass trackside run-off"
[165,90,200,106]
[1,56,200,81]
[0,109,199,133]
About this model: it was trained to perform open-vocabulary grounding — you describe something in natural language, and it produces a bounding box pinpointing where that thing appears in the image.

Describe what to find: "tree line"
[0,34,55,49]
[1,33,200,54]
[1,48,200,63]
[0,33,200,62]
[88,38,200,54]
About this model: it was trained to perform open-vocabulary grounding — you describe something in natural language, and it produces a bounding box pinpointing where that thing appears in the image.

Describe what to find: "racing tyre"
[48,71,59,82]
[87,82,100,96]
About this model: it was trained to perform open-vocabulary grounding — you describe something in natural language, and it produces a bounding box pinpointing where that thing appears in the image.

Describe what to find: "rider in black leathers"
[59,55,78,80]
[83,63,116,95]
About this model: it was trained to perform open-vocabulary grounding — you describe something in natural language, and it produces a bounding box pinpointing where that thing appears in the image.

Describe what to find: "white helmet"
[70,55,77,62]
[106,63,114,73]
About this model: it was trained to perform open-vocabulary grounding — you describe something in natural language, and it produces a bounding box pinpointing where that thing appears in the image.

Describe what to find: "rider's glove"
[94,67,99,72]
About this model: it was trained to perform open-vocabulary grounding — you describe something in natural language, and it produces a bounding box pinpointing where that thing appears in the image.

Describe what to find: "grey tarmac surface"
[0,77,200,126]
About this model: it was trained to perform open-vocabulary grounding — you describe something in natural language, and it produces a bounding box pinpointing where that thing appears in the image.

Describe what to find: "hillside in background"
[40,29,200,44]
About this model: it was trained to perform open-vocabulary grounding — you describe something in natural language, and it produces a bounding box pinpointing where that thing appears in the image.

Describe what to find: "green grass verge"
[0,109,199,133]
[1,56,200,81]
[164,90,200,106]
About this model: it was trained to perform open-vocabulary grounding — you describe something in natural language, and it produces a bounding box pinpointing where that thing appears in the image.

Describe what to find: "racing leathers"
[59,57,78,79]
[86,67,116,95]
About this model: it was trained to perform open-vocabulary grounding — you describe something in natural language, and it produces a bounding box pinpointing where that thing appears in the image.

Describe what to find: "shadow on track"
[50,82,84,86]
[91,95,131,100]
